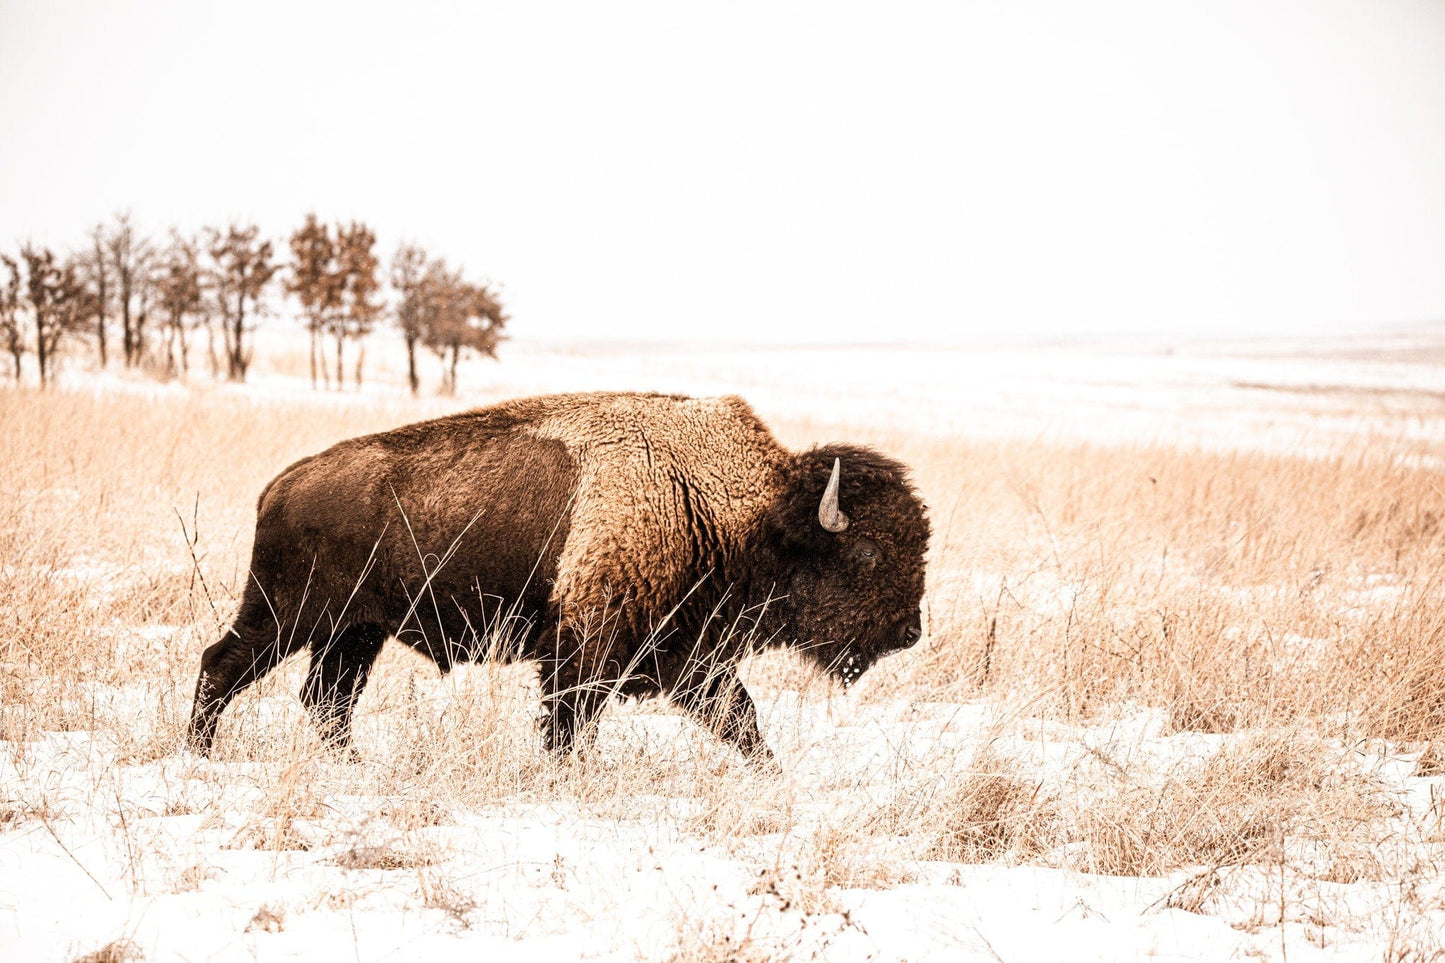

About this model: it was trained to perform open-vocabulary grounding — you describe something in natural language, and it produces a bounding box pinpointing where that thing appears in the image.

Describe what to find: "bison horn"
[818,458,850,533]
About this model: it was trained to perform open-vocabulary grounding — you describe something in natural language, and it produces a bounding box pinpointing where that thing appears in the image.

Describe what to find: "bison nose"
[902,622,923,647]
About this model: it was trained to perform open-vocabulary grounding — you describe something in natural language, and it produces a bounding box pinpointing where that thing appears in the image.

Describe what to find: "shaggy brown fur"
[187,391,930,759]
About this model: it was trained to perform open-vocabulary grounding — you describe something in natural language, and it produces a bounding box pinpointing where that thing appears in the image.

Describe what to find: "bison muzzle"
[187,391,929,760]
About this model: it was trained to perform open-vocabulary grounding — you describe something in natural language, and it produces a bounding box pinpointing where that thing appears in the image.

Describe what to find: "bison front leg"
[539,663,608,757]
[300,624,386,757]
[671,664,772,763]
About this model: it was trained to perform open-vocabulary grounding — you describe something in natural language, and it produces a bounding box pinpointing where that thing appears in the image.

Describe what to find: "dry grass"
[859,428,1445,740]
[1064,730,1399,877]
[4,380,1445,958]
[69,940,143,963]
[924,746,1057,864]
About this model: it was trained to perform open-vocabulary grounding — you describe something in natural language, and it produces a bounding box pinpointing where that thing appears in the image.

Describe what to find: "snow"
[5,687,1444,961]
[6,333,1445,961]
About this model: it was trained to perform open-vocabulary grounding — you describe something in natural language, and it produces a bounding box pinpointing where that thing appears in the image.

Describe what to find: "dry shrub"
[925,748,1057,864]
[417,865,477,925]
[224,818,313,853]
[1160,868,1224,914]
[665,919,783,963]
[1416,743,1445,778]
[686,777,793,842]
[1336,594,1445,745]
[329,839,438,871]
[1381,878,1445,963]
[879,733,1399,881]
[748,861,837,918]
[802,823,914,891]
[1316,842,1386,884]
[172,863,219,893]
[1066,732,1396,877]
[69,939,142,963]
[244,904,285,933]
[364,662,541,802]
[377,795,450,830]
[218,759,331,852]
[0,795,57,829]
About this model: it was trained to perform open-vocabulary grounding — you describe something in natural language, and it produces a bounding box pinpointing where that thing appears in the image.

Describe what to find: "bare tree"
[419,260,508,394]
[206,223,276,382]
[20,246,92,386]
[21,246,62,385]
[133,266,155,367]
[154,233,206,378]
[333,221,381,388]
[77,226,111,367]
[286,213,341,389]
[391,242,427,395]
[0,255,22,380]
[102,212,154,368]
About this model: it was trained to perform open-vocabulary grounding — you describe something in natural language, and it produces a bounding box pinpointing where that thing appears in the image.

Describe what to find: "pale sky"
[2,0,1443,343]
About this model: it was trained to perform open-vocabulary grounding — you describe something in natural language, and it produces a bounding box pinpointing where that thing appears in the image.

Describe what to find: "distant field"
[3,335,1445,961]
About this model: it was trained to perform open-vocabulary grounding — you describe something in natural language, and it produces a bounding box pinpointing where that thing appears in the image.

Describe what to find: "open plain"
[4,332,1445,961]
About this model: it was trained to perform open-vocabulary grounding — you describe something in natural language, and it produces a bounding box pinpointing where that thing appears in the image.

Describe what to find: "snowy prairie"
[4,332,1445,962]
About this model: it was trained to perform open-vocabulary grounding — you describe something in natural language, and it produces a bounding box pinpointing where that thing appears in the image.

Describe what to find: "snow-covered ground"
[6,676,1443,962]
[8,679,1444,963]
[5,331,1445,961]
[80,327,1445,453]
[482,335,1445,454]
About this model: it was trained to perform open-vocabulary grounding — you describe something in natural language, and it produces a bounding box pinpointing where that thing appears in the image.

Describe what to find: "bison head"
[768,445,930,686]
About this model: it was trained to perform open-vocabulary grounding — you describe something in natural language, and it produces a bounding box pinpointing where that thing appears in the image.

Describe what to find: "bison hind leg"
[187,606,298,756]
[301,623,387,758]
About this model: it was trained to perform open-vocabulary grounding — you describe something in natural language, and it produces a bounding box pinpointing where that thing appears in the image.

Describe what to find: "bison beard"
[187,392,929,761]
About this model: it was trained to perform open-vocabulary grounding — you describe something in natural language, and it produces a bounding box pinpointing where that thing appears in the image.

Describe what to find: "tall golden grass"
[2,383,1443,959]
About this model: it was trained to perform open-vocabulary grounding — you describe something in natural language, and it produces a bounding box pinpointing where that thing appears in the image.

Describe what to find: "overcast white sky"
[2,0,1443,344]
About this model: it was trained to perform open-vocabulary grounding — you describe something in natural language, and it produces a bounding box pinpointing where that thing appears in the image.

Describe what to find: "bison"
[187,391,929,760]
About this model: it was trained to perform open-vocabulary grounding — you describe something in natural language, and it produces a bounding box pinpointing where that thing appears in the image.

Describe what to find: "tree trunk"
[35,316,49,387]
[448,343,459,395]
[164,320,177,377]
[8,347,19,381]
[334,330,344,389]
[120,272,134,367]
[353,341,364,389]
[221,308,234,377]
[405,332,419,396]
[308,325,318,389]
[228,295,247,381]
[93,237,108,368]
[135,300,149,367]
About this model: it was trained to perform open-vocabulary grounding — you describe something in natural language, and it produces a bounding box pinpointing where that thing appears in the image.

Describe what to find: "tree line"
[0,213,507,394]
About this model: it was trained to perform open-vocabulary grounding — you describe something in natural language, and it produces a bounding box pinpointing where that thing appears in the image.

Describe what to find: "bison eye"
[849,538,880,568]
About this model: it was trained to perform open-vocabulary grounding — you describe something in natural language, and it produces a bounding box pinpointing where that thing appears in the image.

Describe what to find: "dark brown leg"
[539,659,609,756]
[186,597,296,755]
[670,663,772,762]
[300,624,386,756]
